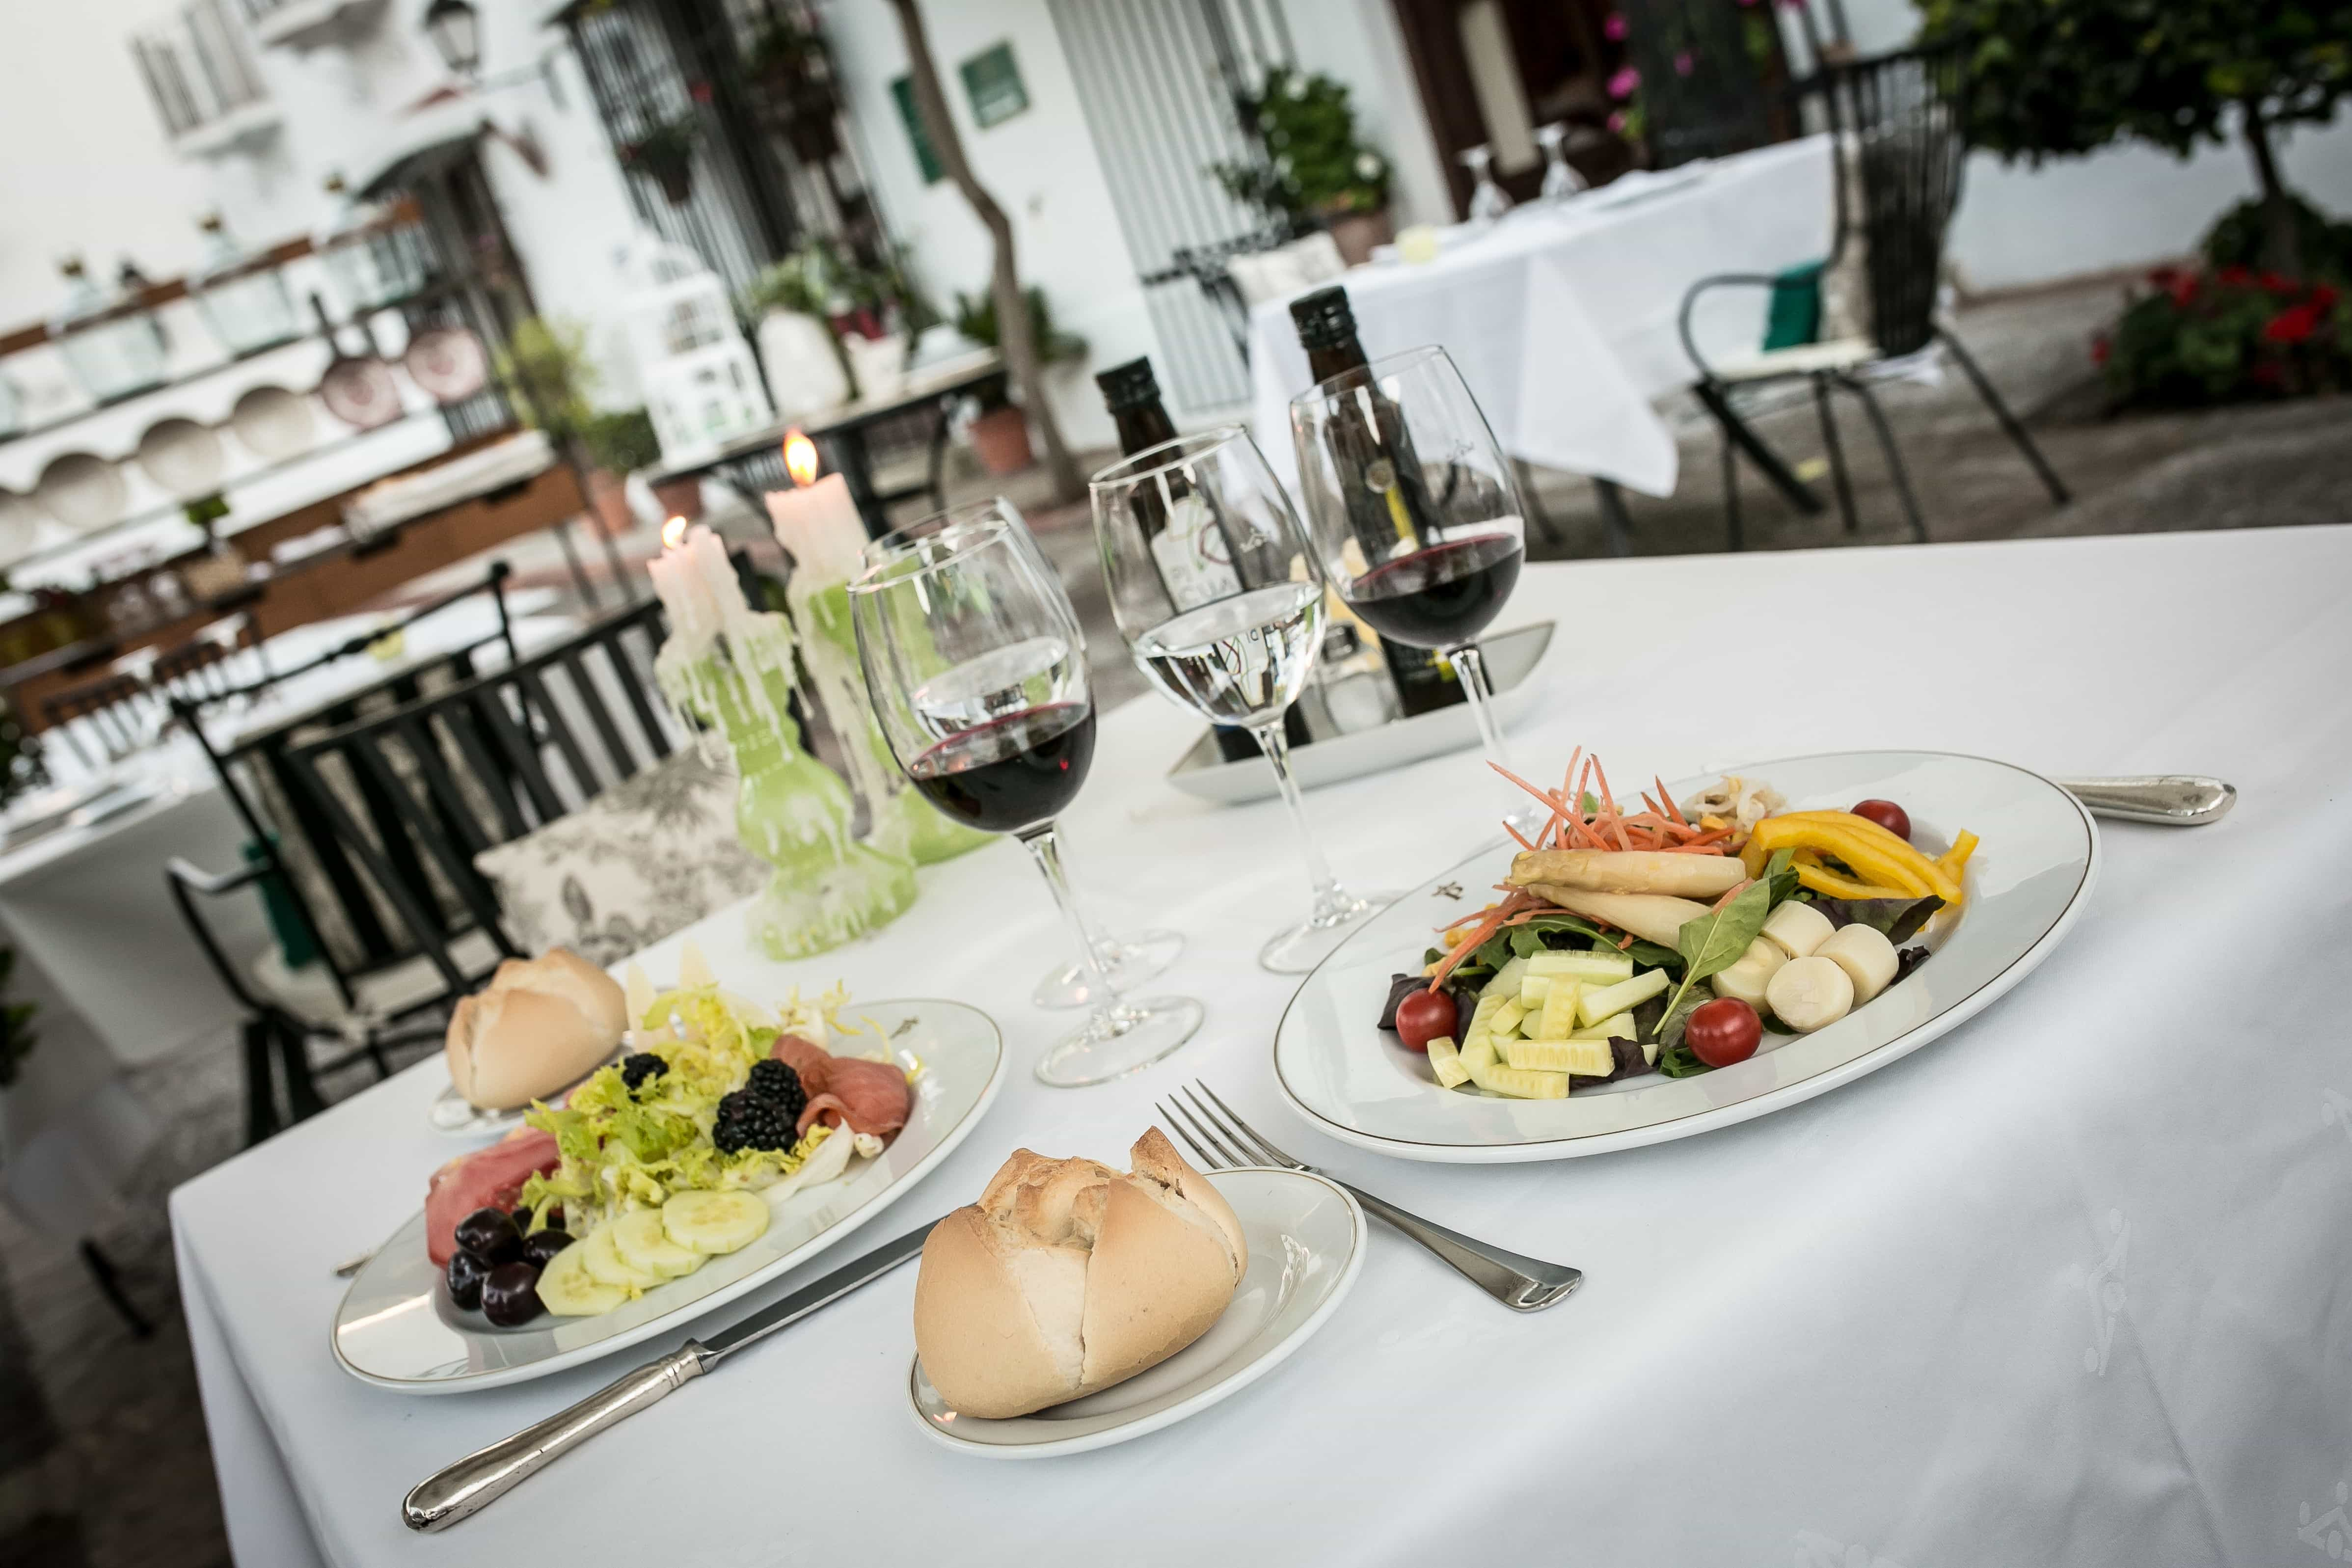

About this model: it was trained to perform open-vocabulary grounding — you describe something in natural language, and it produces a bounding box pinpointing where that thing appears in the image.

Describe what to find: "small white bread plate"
[909,1167,1365,1458]
[335,999,1004,1394]
[1273,751,2098,1163]
[1166,620,1554,806]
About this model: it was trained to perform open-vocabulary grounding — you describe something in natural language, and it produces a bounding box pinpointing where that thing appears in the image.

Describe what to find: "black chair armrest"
[166,856,271,898]
[1677,271,1787,383]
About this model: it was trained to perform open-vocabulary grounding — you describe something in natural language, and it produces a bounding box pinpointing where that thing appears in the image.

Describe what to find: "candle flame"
[662,516,687,550]
[784,430,819,487]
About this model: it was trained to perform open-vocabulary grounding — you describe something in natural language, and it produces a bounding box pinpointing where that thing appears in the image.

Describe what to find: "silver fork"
[1159,1082,1581,1312]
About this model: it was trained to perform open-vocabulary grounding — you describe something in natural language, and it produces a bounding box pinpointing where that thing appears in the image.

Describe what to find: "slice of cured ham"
[793,1055,910,1136]
[425,1127,559,1266]
[770,1033,833,1091]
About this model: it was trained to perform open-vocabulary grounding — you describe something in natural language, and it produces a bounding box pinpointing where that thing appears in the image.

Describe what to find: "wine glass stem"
[1016,823,1121,1004]
[1251,718,1344,912]
[1445,641,1513,774]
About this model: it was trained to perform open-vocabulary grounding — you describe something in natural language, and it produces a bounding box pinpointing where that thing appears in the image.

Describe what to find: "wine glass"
[1460,145,1513,224]
[1091,427,1393,973]
[850,501,1204,1086]
[1536,123,1588,203]
[1287,345,1534,832]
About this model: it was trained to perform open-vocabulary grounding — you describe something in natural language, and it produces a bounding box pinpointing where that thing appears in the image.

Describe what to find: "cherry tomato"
[1686,998,1762,1068]
[1850,798,1912,840]
[1392,988,1459,1053]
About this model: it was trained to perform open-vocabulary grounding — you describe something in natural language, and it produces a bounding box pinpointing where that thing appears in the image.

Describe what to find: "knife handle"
[2055,775,2236,826]
[402,1344,706,1532]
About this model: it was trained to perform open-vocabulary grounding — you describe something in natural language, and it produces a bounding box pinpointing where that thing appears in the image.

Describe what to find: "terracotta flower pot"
[651,474,704,522]
[585,467,634,536]
[1325,208,1395,268]
[968,405,1034,476]
[649,159,694,206]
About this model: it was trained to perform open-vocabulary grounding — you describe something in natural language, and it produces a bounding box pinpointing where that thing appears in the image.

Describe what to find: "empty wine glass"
[850,500,1204,1086]
[1092,427,1393,973]
[1288,345,1535,832]
[1536,123,1588,203]
[1460,144,1513,224]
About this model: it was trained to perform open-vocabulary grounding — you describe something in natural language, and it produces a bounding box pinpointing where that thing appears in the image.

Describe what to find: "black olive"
[445,1248,492,1311]
[520,1228,572,1270]
[480,1262,544,1327]
[453,1207,521,1266]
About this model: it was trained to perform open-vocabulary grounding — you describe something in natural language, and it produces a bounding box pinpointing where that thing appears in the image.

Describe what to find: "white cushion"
[254,927,504,1032]
[1713,337,1879,381]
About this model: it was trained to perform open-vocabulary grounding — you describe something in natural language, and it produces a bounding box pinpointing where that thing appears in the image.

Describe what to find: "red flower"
[2260,270,2297,295]
[2165,272,2198,308]
[2263,303,2322,345]
[2312,284,2341,312]
[2217,264,2254,288]
[2090,335,2110,366]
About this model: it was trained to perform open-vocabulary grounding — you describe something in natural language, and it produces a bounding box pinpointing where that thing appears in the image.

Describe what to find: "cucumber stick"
[1505,1035,1613,1076]
[1535,979,1582,1041]
[1426,1034,1471,1089]
[1490,998,1526,1038]
[1571,1013,1634,1042]
[1525,950,1637,983]
[1519,973,1551,1009]
[1480,955,1531,1006]
[1576,968,1671,1027]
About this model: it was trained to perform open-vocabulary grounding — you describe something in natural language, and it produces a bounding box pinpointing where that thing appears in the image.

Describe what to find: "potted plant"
[1212,67,1395,266]
[623,113,703,206]
[742,248,851,419]
[496,318,631,532]
[744,14,841,163]
[951,287,1087,475]
[585,406,694,522]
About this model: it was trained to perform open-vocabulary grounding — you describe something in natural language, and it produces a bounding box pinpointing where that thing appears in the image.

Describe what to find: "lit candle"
[763,429,869,585]
[646,516,748,647]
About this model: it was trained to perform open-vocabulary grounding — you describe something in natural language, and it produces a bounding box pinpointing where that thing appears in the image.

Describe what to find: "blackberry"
[744,1059,808,1126]
[620,1052,668,1092]
[712,1089,793,1154]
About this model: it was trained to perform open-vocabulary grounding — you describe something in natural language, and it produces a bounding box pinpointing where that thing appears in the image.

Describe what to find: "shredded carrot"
[1708,878,1754,912]
[1426,891,1539,991]
[1503,819,1537,852]
[1655,776,1690,828]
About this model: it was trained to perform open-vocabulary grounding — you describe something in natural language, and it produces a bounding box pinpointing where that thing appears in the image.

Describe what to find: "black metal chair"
[40,670,159,770]
[1676,45,2069,547]
[148,612,267,706]
[275,596,673,1000]
[165,562,524,1142]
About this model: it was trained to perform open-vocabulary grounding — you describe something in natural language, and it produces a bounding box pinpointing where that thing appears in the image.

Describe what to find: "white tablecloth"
[1249,137,1833,497]
[173,525,2352,1567]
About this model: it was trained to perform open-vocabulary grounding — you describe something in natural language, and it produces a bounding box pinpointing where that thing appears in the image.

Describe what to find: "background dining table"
[1246,135,1833,500]
[173,523,2350,1567]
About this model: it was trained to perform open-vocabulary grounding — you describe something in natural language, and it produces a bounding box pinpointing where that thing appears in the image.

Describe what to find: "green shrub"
[2098,267,2350,407]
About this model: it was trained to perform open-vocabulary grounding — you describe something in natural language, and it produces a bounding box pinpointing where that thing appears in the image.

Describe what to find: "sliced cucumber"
[1504,1035,1614,1076]
[1489,997,1526,1039]
[1426,1034,1472,1090]
[582,1223,662,1291]
[1479,1062,1569,1099]
[1534,979,1582,1041]
[1480,955,1531,1006]
[613,1208,704,1281]
[662,1190,771,1256]
[536,1241,629,1318]
[1576,968,1671,1027]
[1570,1012,1635,1042]
[1525,949,1636,983]
[1518,973,1551,1010]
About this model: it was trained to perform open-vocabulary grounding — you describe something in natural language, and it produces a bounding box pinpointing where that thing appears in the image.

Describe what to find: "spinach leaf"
[1471,931,1516,973]
[1512,914,1679,971]
[1659,880,1773,1022]
[1653,985,1712,1053]
[1762,846,1799,908]
[1814,894,1943,945]
[1657,1040,1712,1077]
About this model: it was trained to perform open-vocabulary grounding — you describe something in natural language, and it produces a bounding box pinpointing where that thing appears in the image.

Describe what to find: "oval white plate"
[909,1167,1365,1459]
[1273,751,2098,1163]
[334,998,1005,1394]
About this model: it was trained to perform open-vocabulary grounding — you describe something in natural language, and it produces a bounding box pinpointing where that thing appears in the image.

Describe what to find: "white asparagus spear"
[1521,884,1710,948]
[1509,848,1748,899]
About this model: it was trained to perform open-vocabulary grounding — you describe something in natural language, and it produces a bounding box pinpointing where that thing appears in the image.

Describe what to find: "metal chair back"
[40,671,157,768]
[1619,0,1786,168]
[277,597,673,993]
[149,613,265,705]
[1809,46,1967,358]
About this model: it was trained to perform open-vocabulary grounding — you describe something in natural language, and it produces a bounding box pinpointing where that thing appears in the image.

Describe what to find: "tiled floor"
[3,272,2342,1567]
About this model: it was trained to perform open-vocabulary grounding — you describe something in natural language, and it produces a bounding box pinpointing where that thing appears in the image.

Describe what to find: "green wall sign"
[889,76,945,184]
[958,41,1028,129]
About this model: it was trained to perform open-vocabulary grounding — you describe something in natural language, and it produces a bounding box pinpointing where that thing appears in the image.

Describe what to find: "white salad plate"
[334,998,1006,1394]
[909,1167,1365,1458]
[1273,751,2099,1163]
[1166,621,1554,805]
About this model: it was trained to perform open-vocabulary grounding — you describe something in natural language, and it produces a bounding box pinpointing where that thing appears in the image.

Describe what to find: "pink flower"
[1674,50,1694,76]
[1608,66,1641,100]
[1603,12,1627,39]
[1607,109,1627,133]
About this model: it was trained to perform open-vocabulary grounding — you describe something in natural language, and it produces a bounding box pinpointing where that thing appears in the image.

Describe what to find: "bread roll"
[444,949,628,1109]
[913,1128,1247,1418]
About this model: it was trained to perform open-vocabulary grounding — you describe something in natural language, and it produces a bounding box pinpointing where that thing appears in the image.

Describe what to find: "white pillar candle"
[647,518,747,646]
[765,472,868,585]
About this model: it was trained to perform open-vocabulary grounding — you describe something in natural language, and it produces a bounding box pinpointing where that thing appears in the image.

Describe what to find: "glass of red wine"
[1091,425,1395,973]
[1288,344,1533,828]
[850,501,1204,1087]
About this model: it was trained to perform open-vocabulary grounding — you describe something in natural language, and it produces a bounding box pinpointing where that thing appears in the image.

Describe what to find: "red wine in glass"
[1345,532,1525,649]
[905,702,1098,834]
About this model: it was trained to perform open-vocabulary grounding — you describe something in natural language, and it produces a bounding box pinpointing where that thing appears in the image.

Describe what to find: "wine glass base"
[1032,927,1185,1011]
[1034,995,1207,1088]
[1258,886,1400,974]
[1503,800,1556,842]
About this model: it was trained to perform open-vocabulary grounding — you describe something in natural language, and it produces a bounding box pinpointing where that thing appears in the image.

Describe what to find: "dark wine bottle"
[1287,289,1466,719]
[1096,357,1310,758]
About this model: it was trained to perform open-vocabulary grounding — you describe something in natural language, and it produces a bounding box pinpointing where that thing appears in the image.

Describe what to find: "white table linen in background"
[174,526,2352,1567]
[1248,136,1834,497]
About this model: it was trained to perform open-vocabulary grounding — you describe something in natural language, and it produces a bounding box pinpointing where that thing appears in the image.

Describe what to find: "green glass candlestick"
[656,611,914,960]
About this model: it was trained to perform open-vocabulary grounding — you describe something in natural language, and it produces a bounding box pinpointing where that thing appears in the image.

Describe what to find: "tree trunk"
[887,0,1084,504]
[2240,101,2304,280]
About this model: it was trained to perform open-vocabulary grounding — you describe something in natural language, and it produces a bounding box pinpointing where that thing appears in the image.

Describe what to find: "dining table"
[171,523,2351,1567]
[1246,135,1834,504]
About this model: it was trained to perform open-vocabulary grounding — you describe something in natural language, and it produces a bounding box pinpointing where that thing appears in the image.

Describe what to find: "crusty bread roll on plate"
[444,949,628,1110]
[913,1129,1247,1419]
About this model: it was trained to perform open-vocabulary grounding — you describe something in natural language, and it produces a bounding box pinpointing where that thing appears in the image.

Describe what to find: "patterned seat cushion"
[473,747,769,968]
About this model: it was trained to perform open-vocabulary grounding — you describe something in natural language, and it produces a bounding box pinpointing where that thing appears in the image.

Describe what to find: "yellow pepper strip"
[1749,817,1935,899]
[1739,837,1769,880]
[1769,811,1962,902]
[1933,830,1979,907]
[1794,862,1914,900]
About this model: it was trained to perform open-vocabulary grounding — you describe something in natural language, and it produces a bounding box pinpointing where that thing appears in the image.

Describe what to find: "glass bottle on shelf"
[315,173,432,316]
[1094,355,1313,761]
[50,255,168,404]
[1286,286,1468,719]
[189,213,299,357]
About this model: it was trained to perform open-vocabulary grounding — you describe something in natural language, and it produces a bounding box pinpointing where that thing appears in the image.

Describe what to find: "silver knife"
[402,1217,938,1532]
[2054,775,2235,826]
